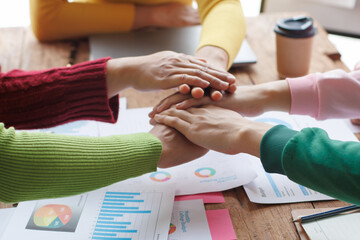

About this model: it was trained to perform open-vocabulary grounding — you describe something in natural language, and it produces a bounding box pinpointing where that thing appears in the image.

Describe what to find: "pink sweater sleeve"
[0,58,119,129]
[287,69,360,120]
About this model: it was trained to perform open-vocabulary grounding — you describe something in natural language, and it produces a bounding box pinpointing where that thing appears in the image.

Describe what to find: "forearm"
[288,69,360,120]
[0,123,161,203]
[196,0,246,70]
[30,0,135,41]
[0,58,118,129]
[239,121,273,157]
[216,80,291,116]
[261,125,360,205]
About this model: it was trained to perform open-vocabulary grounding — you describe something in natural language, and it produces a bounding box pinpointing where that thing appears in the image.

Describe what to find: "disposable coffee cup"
[274,16,317,79]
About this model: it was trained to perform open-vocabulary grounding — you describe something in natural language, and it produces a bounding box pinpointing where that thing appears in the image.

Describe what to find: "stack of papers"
[1,184,175,240]
[0,189,236,240]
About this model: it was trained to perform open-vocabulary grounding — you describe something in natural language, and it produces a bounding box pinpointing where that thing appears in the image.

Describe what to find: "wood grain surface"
[0,12,356,239]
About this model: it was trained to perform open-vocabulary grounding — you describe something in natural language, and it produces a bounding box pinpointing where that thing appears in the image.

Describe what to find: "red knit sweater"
[0,58,118,129]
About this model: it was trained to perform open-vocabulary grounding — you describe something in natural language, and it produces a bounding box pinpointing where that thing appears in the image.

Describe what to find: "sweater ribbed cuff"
[287,73,319,119]
[260,125,298,175]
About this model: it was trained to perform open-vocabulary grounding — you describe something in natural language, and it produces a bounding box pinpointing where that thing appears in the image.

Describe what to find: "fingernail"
[222,82,229,88]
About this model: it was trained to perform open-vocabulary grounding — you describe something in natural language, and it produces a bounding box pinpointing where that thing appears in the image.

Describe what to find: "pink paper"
[174,192,225,204]
[206,209,237,240]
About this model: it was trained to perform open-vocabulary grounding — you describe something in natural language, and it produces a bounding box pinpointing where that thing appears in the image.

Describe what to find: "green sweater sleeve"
[0,123,161,203]
[260,125,360,205]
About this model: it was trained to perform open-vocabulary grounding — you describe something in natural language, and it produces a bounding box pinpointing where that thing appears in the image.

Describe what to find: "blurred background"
[0,0,359,69]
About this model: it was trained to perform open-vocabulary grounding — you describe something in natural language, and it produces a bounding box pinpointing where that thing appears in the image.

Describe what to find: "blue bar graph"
[105,195,135,199]
[99,214,123,217]
[100,210,150,214]
[92,237,131,240]
[106,192,140,195]
[97,221,131,225]
[103,199,144,203]
[93,232,117,237]
[298,184,309,196]
[92,191,153,240]
[96,225,127,229]
[265,173,282,198]
[95,229,137,233]
[102,203,125,206]
[101,207,139,210]
[98,217,114,221]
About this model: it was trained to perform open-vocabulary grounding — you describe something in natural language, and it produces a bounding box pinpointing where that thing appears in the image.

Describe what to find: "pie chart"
[33,204,72,228]
[169,223,176,234]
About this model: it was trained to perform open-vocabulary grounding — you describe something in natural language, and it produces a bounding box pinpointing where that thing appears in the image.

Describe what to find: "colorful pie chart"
[33,204,72,228]
[169,223,176,234]
[150,171,171,182]
[194,167,216,178]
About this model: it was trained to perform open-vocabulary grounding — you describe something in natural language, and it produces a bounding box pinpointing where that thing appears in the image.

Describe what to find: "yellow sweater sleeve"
[196,0,246,69]
[30,0,135,42]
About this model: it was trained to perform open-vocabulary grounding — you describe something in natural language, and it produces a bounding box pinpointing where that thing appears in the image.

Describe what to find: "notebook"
[292,208,360,240]
[89,25,257,67]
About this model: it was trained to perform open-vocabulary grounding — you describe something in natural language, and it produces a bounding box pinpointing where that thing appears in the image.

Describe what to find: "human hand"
[149,81,291,118]
[181,45,237,101]
[133,3,200,30]
[176,46,238,102]
[153,105,272,156]
[106,51,235,97]
[149,124,209,168]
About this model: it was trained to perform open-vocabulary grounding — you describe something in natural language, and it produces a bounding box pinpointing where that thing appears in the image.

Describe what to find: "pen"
[293,205,360,224]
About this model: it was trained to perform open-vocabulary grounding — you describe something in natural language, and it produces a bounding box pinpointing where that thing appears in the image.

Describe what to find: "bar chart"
[92,191,163,240]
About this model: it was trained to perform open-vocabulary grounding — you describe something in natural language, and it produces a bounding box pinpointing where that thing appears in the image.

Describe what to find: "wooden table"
[0,12,358,239]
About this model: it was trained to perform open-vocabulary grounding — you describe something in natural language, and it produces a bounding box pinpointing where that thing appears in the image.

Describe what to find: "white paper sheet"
[168,200,211,240]
[243,111,358,204]
[344,119,360,134]
[122,150,257,196]
[302,212,360,240]
[1,183,175,240]
[24,97,127,136]
[0,208,16,239]
[99,107,257,196]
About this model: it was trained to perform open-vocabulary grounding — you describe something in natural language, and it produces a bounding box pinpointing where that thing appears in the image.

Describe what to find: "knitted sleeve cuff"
[0,57,119,129]
[260,125,298,175]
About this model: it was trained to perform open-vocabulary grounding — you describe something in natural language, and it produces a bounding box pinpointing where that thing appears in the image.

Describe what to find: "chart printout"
[1,184,175,240]
[243,111,358,204]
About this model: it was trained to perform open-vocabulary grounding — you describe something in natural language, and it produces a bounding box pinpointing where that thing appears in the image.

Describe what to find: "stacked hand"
[150,124,209,168]
[106,50,238,168]
[153,105,272,157]
[106,51,236,98]
[149,80,291,118]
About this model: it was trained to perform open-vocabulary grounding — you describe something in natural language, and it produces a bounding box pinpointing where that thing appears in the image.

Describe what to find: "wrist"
[106,58,138,97]
[195,46,228,71]
[257,81,291,113]
[133,5,154,29]
[238,120,272,157]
